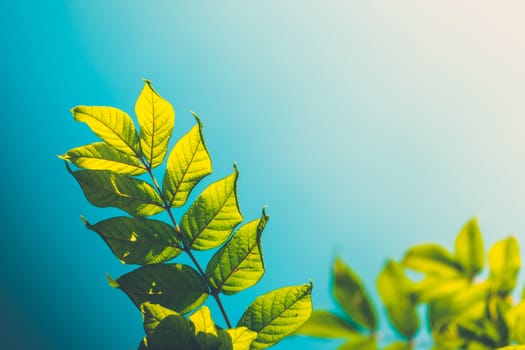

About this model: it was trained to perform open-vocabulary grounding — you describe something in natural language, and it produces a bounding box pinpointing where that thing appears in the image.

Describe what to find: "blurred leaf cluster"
[297,218,525,349]
[61,80,312,349]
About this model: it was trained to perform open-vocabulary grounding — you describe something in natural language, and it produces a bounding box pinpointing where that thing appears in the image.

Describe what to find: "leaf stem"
[144,165,233,328]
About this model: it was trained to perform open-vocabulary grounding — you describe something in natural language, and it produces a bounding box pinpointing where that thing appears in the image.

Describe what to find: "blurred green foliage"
[297,218,525,349]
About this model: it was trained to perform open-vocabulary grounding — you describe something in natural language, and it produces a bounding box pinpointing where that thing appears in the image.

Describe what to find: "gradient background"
[2,1,525,349]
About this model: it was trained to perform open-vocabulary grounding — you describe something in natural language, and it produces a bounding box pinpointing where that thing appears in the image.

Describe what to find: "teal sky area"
[2,1,525,349]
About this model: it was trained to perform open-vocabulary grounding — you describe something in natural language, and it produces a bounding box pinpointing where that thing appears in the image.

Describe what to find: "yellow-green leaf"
[162,114,212,207]
[507,300,525,344]
[115,263,208,314]
[403,243,462,277]
[455,218,485,278]
[72,106,141,156]
[218,327,257,350]
[83,216,181,265]
[377,260,419,338]
[206,209,268,295]
[70,169,164,216]
[489,236,520,294]
[190,306,221,350]
[135,80,174,168]
[332,258,377,330]
[238,283,313,350]
[337,335,377,350]
[146,313,199,349]
[383,341,412,350]
[141,302,179,336]
[294,310,357,338]
[60,142,146,175]
[411,275,469,302]
[180,166,243,250]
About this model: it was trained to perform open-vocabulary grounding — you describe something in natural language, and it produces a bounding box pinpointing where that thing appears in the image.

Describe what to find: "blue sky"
[2,1,525,349]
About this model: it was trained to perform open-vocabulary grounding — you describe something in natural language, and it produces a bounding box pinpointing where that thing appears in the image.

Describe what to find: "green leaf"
[294,310,357,338]
[429,282,490,329]
[238,283,313,350]
[332,258,377,330]
[497,347,525,350]
[218,327,257,350]
[146,313,199,350]
[83,216,181,265]
[376,260,419,338]
[508,301,525,344]
[135,80,175,168]
[411,275,469,302]
[60,142,146,175]
[189,306,221,350]
[488,236,520,294]
[141,302,179,336]
[162,114,212,207]
[114,263,208,314]
[403,243,462,277]
[455,218,485,278]
[180,167,243,250]
[72,106,141,156]
[337,335,377,350]
[383,341,412,350]
[69,169,164,216]
[206,209,268,295]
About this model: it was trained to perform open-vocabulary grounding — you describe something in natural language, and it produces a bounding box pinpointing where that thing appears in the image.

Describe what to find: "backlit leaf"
[508,301,525,344]
[383,341,411,350]
[238,283,313,350]
[72,106,141,156]
[114,263,208,314]
[206,209,268,295]
[377,260,419,338]
[70,168,164,216]
[411,275,469,302]
[403,244,462,277]
[141,302,179,336]
[455,218,485,278]
[218,327,257,350]
[294,310,357,338]
[163,113,212,207]
[189,306,221,350]
[332,258,377,330]
[135,80,174,168]
[180,166,243,250]
[429,282,490,329]
[60,142,146,175]
[82,216,181,265]
[488,236,520,294]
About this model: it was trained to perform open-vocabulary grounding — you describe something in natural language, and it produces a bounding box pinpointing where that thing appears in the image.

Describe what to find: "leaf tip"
[106,273,119,288]
[57,154,69,161]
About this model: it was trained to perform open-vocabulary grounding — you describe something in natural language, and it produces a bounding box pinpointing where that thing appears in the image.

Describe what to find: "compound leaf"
[332,258,377,331]
[135,80,174,168]
[377,260,419,338]
[70,169,164,216]
[83,216,181,265]
[206,209,268,295]
[294,310,358,338]
[72,106,141,156]
[488,236,520,294]
[237,283,313,350]
[455,218,485,278]
[60,142,146,175]
[163,114,212,207]
[180,167,243,250]
[114,263,208,314]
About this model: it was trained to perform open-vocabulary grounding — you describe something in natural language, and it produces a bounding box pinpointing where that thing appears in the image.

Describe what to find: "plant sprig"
[61,80,313,349]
